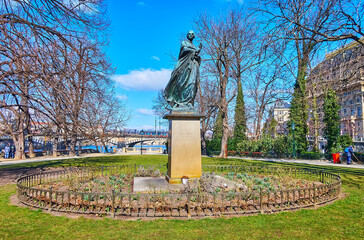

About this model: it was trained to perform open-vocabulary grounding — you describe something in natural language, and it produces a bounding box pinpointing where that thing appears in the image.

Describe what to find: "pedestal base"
[133,177,184,192]
[165,175,200,184]
[163,111,204,184]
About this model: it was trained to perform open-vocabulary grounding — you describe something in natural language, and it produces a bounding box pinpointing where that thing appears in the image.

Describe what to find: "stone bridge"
[1,134,168,149]
[113,136,167,147]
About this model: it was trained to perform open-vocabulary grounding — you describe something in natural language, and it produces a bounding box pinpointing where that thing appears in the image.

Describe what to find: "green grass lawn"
[0,155,363,240]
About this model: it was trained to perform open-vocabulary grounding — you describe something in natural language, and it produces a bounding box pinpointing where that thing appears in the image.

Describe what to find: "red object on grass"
[332,153,340,163]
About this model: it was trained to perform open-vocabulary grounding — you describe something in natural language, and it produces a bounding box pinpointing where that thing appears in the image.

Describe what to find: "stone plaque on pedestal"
[163,111,204,184]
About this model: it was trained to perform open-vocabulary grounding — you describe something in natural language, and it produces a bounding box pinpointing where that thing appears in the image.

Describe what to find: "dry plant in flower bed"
[35,167,325,196]
[17,165,341,218]
[38,166,164,194]
[223,172,324,191]
[38,173,134,193]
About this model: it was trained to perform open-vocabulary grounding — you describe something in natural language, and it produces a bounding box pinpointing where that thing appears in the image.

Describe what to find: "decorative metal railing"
[17,164,342,218]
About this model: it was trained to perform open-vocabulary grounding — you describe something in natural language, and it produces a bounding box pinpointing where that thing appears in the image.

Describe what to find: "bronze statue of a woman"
[163,30,202,110]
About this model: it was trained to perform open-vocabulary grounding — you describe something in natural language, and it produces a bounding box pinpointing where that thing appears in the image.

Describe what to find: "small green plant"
[254,178,263,185]
[227,190,237,200]
[119,174,127,179]
[226,172,235,180]
[132,195,140,201]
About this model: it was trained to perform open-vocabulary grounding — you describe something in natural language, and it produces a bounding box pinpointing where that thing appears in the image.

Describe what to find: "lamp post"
[291,121,296,159]
[140,129,144,155]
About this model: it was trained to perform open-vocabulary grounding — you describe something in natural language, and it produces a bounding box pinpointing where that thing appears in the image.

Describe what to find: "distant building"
[273,101,290,135]
[306,39,364,141]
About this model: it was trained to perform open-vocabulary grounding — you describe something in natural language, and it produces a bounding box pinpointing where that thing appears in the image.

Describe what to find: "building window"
[344,109,347,115]
[358,107,362,116]
[351,108,355,115]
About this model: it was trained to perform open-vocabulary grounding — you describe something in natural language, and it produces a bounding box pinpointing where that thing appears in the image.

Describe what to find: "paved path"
[229,156,364,169]
[0,152,163,167]
[0,153,363,169]
[0,153,113,167]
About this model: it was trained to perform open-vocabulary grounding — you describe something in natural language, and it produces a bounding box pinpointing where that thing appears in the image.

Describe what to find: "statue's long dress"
[164,40,201,108]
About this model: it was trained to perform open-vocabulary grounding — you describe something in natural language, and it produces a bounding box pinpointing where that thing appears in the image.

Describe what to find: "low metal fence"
[17,164,342,218]
[213,151,327,160]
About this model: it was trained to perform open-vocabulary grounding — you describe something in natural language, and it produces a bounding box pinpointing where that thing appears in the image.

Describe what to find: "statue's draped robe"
[164,40,201,108]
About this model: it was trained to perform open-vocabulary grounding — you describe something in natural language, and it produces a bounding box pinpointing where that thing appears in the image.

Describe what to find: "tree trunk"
[219,74,229,159]
[255,112,263,140]
[78,140,82,155]
[219,112,229,158]
[312,85,319,152]
[201,131,207,155]
[52,137,58,157]
[13,92,28,160]
[94,140,99,153]
[14,133,26,160]
[69,135,77,156]
[63,134,69,154]
[28,136,36,158]
[101,141,108,153]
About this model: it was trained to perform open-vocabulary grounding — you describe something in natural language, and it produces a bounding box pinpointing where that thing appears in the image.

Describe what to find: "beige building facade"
[273,102,290,135]
[306,40,364,141]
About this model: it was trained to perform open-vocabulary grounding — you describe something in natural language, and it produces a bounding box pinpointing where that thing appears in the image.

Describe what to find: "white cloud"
[136,108,155,115]
[116,94,128,100]
[137,2,146,6]
[224,0,244,4]
[151,56,160,61]
[112,68,171,91]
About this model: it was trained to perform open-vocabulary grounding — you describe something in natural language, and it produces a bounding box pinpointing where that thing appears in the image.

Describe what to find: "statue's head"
[187,30,195,41]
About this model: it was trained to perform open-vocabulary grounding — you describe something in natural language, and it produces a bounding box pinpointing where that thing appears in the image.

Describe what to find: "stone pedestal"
[163,111,204,184]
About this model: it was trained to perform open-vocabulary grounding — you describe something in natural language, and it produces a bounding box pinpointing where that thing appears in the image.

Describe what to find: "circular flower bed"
[17,164,342,219]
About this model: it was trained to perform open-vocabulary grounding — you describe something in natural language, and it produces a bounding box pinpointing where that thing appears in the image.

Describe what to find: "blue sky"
[105,0,247,130]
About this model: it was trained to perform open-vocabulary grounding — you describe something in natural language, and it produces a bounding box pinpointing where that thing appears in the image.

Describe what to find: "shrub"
[236,135,294,158]
[206,139,221,155]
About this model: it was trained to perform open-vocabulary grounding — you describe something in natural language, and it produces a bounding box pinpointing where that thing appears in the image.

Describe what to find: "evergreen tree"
[323,88,341,152]
[213,109,223,140]
[262,108,277,137]
[289,71,309,154]
[233,80,247,141]
[207,109,223,154]
[263,118,278,137]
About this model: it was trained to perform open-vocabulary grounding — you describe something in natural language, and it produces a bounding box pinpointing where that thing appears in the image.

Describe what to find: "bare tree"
[257,0,363,44]
[256,0,364,152]
[195,77,219,155]
[81,88,130,153]
[245,59,292,139]
[152,90,169,118]
[195,9,265,158]
[0,0,117,159]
